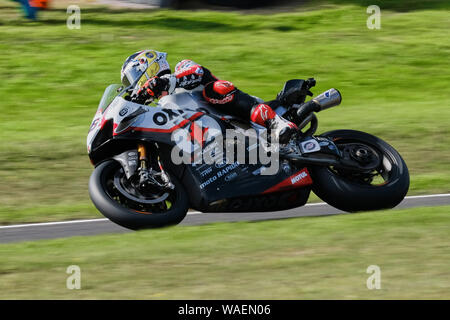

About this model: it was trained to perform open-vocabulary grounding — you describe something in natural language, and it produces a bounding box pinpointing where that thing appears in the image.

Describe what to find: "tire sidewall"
[311,130,410,212]
[89,160,189,230]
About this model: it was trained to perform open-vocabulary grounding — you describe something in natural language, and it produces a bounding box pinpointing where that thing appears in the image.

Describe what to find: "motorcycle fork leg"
[138,143,150,188]
[138,143,174,190]
[138,143,148,169]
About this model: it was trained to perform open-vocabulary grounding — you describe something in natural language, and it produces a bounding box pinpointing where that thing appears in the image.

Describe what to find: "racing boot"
[250,104,298,144]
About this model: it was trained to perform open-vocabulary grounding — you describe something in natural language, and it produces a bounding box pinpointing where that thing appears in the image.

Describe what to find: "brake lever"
[306,77,316,88]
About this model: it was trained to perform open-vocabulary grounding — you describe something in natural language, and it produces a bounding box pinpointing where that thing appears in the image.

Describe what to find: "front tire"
[89,160,189,230]
[311,130,409,212]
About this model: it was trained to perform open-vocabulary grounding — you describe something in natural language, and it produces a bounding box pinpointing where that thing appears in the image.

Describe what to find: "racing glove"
[137,76,170,100]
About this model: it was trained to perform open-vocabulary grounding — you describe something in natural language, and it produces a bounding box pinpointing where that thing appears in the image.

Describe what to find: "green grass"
[0,1,449,224]
[1,205,449,299]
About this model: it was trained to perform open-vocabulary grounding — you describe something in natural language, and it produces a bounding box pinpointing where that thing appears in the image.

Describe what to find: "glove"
[137,76,169,100]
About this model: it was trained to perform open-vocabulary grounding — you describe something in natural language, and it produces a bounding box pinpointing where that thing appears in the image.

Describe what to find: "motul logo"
[291,171,308,184]
[261,168,312,194]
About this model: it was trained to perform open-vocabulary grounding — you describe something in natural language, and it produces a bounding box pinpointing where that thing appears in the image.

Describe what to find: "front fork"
[137,143,149,189]
[137,143,174,190]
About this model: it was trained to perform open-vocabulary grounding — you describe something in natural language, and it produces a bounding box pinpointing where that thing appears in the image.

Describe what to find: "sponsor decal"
[290,171,308,184]
[119,107,129,117]
[199,162,239,189]
[205,94,234,105]
[215,161,227,169]
[300,139,321,153]
[304,142,316,151]
[200,167,213,177]
[199,175,217,190]
[225,172,238,182]
[262,168,313,194]
[216,162,239,178]
[151,108,185,126]
[89,118,100,132]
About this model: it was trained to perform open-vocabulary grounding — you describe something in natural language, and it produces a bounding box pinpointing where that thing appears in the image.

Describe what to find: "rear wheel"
[89,160,188,230]
[311,130,409,212]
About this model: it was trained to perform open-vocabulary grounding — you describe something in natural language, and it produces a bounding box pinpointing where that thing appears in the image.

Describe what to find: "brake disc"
[113,170,169,204]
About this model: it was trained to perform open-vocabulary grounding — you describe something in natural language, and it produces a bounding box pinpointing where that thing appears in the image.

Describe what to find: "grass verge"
[1,205,449,299]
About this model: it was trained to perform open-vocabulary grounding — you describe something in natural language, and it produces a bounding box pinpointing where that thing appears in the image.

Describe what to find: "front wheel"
[89,160,189,230]
[310,130,409,212]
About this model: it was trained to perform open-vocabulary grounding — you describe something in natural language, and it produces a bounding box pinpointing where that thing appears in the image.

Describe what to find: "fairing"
[87,86,313,210]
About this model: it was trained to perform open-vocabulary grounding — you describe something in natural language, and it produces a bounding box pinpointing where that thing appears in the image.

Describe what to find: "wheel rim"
[328,138,398,187]
[102,163,177,214]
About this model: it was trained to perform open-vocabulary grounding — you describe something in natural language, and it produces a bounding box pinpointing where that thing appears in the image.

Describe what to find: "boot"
[250,104,298,144]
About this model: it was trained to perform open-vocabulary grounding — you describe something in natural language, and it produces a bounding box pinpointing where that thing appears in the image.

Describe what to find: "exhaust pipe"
[296,88,342,123]
[312,88,342,111]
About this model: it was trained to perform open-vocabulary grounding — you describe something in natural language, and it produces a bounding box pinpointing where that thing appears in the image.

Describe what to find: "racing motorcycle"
[87,78,409,230]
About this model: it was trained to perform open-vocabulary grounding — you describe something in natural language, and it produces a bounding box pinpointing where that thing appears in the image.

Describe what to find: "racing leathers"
[136,59,298,144]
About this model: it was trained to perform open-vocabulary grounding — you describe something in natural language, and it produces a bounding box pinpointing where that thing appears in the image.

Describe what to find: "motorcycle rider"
[121,49,298,143]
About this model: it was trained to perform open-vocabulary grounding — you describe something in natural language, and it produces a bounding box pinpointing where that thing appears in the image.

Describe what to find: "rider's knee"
[203,80,236,105]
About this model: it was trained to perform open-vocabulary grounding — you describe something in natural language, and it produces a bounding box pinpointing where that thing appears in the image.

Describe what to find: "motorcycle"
[87,78,409,230]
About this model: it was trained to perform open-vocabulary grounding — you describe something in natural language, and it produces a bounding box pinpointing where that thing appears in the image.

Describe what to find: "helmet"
[120,50,171,88]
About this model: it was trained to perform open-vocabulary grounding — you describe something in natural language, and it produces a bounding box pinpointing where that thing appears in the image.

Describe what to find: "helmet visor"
[121,61,145,87]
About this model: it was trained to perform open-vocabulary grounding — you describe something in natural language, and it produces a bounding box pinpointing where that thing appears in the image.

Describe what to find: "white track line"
[1,193,449,230]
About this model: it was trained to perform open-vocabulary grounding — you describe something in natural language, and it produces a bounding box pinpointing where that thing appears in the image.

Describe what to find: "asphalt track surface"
[1,194,449,244]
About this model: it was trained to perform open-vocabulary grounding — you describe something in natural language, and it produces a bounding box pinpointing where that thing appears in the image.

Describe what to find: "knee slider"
[203,80,236,105]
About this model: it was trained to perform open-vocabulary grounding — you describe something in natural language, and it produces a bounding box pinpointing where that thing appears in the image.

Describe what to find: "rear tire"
[89,160,189,230]
[311,130,409,212]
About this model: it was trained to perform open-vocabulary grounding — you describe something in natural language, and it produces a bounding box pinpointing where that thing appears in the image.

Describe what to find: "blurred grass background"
[0,0,449,224]
[1,206,449,299]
